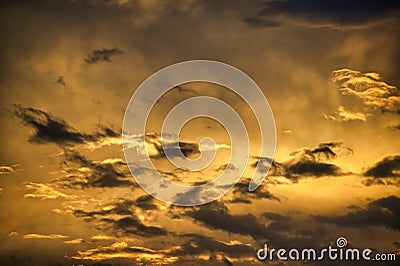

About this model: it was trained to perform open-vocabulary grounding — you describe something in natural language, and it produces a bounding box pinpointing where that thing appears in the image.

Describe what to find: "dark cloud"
[253,142,350,181]
[244,17,280,28]
[187,201,269,239]
[228,178,280,204]
[362,155,400,187]
[53,75,66,86]
[389,124,400,131]
[72,198,166,237]
[73,199,135,219]
[53,75,73,94]
[247,0,400,28]
[11,105,119,147]
[364,155,400,178]
[186,202,332,251]
[54,149,132,189]
[108,216,167,237]
[261,212,290,222]
[170,85,198,95]
[85,48,123,64]
[145,133,200,159]
[284,160,342,179]
[315,196,400,231]
[134,194,159,210]
[12,105,85,145]
[289,142,353,161]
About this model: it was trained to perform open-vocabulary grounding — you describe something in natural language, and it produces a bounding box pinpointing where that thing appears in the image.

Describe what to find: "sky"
[0,0,400,265]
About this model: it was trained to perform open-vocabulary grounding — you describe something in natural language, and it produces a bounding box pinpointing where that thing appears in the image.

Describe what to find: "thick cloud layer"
[315,196,400,231]
[247,0,400,27]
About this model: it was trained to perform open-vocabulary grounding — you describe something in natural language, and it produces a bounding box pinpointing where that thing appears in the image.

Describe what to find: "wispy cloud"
[71,241,175,263]
[324,105,367,122]
[24,182,77,200]
[326,68,400,122]
[63,238,86,245]
[0,164,22,175]
[9,232,68,239]
[85,48,123,64]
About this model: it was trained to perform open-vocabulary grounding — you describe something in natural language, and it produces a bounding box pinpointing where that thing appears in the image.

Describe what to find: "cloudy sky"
[0,0,399,265]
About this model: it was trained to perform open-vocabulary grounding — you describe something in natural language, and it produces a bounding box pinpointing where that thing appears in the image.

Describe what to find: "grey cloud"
[315,196,400,231]
[12,105,119,147]
[85,48,123,64]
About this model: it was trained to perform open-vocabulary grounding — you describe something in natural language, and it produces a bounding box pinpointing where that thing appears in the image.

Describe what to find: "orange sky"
[0,1,399,265]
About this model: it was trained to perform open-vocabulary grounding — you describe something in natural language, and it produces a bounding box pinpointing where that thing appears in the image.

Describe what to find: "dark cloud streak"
[247,0,400,28]
[11,105,119,147]
[85,48,123,64]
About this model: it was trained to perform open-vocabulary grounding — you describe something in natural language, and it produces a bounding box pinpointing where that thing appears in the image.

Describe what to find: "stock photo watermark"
[122,60,276,206]
[257,237,397,262]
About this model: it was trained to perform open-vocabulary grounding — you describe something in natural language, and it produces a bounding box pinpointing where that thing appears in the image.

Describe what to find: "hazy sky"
[0,0,399,265]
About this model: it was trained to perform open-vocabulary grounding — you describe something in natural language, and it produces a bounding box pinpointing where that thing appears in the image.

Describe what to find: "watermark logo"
[123,60,276,206]
[257,237,397,262]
